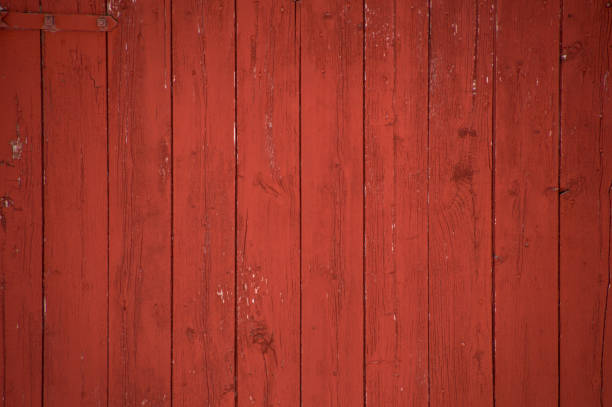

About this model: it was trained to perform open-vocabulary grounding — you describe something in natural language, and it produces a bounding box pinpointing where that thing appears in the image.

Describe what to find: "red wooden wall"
[0,0,610,406]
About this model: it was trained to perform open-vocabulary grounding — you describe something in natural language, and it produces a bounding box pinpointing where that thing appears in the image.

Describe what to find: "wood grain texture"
[3,1,612,404]
[41,0,107,405]
[560,1,612,405]
[236,0,301,405]
[300,0,364,405]
[107,0,172,405]
[171,0,236,405]
[364,0,429,405]
[494,0,560,405]
[428,0,494,405]
[0,0,42,404]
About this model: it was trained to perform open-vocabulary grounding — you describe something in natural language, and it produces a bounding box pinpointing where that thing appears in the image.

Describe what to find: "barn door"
[0,2,114,405]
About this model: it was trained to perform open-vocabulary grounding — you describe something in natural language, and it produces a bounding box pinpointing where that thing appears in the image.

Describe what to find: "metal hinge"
[0,5,117,32]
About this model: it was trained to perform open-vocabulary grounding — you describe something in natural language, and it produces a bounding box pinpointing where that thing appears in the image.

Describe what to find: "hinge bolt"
[96,17,107,29]
[43,14,55,30]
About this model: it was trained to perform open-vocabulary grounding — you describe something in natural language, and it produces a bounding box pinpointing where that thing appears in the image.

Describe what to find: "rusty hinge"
[0,6,117,32]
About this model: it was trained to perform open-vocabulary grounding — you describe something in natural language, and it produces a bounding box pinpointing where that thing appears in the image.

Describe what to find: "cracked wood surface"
[42,0,108,405]
[495,0,560,405]
[0,0,611,406]
[428,0,494,405]
[364,0,429,405]
[236,0,300,405]
[172,0,236,405]
[300,0,364,405]
[107,0,172,405]
[560,1,612,405]
[0,1,41,406]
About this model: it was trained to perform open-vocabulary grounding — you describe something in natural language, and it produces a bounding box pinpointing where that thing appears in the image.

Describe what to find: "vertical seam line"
[491,0,497,405]
[169,0,174,404]
[362,0,367,405]
[600,6,612,406]
[297,1,303,405]
[426,0,431,405]
[105,2,110,404]
[558,1,563,405]
[40,25,45,407]
[233,0,239,404]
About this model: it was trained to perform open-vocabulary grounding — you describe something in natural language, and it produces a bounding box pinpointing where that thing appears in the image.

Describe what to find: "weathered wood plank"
[364,0,429,405]
[172,0,236,404]
[41,0,107,404]
[108,0,172,404]
[301,0,364,404]
[236,0,301,405]
[560,1,612,405]
[428,0,494,405]
[0,0,42,404]
[494,0,560,405]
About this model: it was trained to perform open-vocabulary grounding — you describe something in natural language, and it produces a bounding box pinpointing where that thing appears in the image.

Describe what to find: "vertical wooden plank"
[108,0,172,405]
[41,0,108,405]
[560,1,612,405]
[235,0,300,405]
[172,0,235,405]
[301,0,364,405]
[494,0,559,405]
[0,0,42,404]
[428,0,494,405]
[364,0,429,405]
